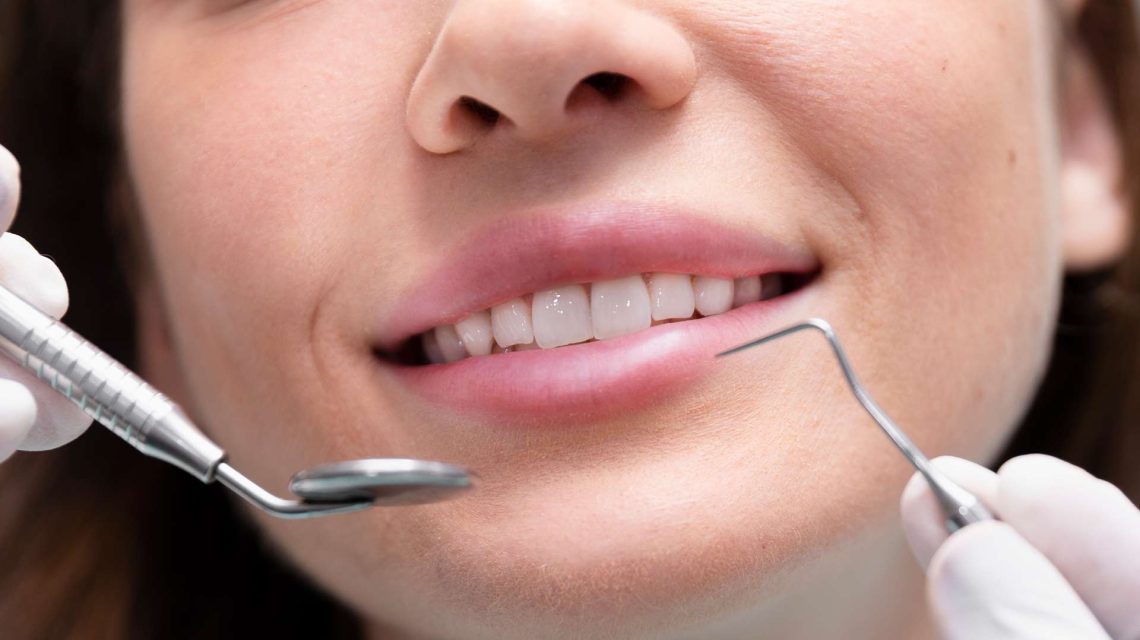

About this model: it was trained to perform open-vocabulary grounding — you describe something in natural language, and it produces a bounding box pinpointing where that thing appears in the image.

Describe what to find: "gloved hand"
[900,454,1140,640]
[0,144,93,462]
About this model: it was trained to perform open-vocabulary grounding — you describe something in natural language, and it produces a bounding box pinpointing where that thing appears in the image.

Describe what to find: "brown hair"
[0,1,1136,637]
[0,2,359,637]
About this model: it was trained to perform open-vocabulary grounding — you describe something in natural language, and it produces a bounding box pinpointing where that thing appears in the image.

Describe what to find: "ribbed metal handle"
[0,284,225,481]
[18,319,167,442]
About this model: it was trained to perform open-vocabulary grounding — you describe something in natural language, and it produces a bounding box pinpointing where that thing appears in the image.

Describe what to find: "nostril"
[581,72,630,101]
[457,96,501,126]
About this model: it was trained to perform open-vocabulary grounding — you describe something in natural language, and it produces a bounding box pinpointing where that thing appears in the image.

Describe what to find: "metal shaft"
[717,318,995,532]
[214,462,372,518]
[0,283,468,520]
[0,283,226,481]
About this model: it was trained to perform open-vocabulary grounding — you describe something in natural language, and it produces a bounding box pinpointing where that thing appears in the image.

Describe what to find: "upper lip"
[375,201,818,352]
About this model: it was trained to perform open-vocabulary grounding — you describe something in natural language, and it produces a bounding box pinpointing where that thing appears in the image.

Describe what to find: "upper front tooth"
[532,284,593,348]
[491,297,534,348]
[455,310,493,356]
[694,276,734,316]
[648,273,695,321]
[591,276,651,340]
[733,276,762,307]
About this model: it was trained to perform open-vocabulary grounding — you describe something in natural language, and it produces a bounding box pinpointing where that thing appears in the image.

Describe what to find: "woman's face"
[120,1,1124,638]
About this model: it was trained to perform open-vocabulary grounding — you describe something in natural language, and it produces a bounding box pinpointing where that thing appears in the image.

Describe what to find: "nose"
[406,1,697,154]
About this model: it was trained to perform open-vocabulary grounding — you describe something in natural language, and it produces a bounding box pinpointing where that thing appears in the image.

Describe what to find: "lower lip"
[381,285,815,426]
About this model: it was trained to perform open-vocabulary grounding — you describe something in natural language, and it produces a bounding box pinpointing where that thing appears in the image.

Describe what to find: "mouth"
[373,204,820,424]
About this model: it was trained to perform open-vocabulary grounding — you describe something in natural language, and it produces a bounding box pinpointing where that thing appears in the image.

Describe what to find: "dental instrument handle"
[929,465,996,532]
[0,283,225,482]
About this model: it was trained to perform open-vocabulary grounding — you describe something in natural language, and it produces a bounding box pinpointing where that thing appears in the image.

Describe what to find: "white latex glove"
[0,144,93,462]
[901,454,1140,640]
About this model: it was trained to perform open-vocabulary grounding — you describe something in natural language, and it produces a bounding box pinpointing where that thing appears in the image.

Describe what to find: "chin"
[295,423,910,640]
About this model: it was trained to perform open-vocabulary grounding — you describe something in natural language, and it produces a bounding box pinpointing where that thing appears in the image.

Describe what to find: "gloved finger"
[0,378,37,463]
[0,231,92,451]
[6,356,92,451]
[927,521,1109,640]
[899,456,999,568]
[0,143,21,232]
[995,454,1140,640]
[0,232,69,318]
[902,455,1140,639]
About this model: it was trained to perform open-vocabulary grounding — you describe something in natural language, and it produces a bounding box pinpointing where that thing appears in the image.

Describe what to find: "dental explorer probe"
[717,318,994,533]
[0,282,472,519]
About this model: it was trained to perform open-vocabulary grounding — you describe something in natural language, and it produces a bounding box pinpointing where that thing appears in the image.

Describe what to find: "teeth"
[455,310,493,356]
[733,276,762,307]
[648,273,695,321]
[491,297,534,348]
[591,276,651,340]
[532,284,593,348]
[415,271,798,362]
[694,276,734,316]
[433,324,468,363]
[760,273,783,300]
[423,331,446,364]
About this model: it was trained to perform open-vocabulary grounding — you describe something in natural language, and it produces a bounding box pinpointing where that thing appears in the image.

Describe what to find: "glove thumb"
[925,521,1109,639]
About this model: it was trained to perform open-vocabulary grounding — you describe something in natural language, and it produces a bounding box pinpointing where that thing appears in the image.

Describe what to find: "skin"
[121,1,1129,638]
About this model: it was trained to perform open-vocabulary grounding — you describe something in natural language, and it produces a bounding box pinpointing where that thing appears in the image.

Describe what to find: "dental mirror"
[289,458,475,505]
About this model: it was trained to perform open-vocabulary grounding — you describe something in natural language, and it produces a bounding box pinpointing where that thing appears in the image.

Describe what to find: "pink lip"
[375,203,819,423]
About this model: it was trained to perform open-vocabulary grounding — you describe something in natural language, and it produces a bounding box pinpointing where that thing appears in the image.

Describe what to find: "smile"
[373,204,820,423]
[410,272,798,363]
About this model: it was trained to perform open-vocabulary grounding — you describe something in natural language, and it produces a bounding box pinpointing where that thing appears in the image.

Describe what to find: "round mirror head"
[289,458,474,506]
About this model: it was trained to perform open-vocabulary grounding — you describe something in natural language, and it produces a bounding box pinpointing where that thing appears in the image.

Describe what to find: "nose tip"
[406,1,697,154]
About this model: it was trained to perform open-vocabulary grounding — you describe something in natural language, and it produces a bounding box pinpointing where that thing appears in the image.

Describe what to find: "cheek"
[693,0,1064,455]
[124,6,412,298]
[120,4,436,455]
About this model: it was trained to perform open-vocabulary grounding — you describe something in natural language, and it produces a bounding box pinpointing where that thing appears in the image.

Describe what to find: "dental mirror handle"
[0,283,226,481]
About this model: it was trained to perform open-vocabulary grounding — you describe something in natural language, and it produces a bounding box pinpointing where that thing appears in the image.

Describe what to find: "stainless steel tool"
[718,318,994,532]
[0,283,472,519]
